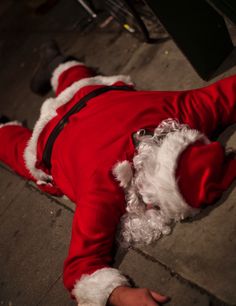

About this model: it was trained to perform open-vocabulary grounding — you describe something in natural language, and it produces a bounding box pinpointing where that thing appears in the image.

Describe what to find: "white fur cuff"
[0,121,22,129]
[51,60,84,92]
[113,160,133,188]
[72,268,130,306]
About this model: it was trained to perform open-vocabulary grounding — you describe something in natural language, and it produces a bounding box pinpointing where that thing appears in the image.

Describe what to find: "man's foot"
[0,115,10,124]
[30,40,65,96]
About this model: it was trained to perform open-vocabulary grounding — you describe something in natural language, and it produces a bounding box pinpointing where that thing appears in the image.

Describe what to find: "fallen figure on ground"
[0,41,236,306]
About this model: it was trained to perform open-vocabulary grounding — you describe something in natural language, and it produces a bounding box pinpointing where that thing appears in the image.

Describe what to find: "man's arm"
[63,164,169,306]
[108,286,170,306]
[63,165,130,305]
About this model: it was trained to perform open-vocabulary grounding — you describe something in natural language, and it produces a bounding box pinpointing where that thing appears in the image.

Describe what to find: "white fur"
[72,268,129,306]
[24,74,133,182]
[51,60,84,92]
[113,119,209,246]
[112,160,133,188]
[0,121,22,128]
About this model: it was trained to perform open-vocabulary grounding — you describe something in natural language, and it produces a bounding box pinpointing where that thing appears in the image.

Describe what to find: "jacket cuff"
[72,268,130,306]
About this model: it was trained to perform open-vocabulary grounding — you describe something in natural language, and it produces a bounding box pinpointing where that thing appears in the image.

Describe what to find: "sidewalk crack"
[131,246,231,306]
[36,273,63,306]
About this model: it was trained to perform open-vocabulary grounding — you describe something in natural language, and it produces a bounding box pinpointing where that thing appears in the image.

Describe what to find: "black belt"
[42,85,134,170]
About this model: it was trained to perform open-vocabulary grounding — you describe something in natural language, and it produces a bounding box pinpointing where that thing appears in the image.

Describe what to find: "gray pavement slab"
[120,40,206,90]
[120,38,236,91]
[120,249,212,306]
[0,167,25,217]
[68,27,140,76]
[37,276,76,306]
[0,172,73,306]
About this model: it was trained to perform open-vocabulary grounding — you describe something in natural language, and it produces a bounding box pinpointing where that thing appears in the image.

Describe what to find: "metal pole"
[77,0,97,18]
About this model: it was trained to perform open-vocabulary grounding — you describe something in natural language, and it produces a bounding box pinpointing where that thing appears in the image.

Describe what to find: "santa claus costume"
[0,56,236,305]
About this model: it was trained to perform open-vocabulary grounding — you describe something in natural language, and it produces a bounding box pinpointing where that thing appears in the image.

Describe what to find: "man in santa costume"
[0,41,236,306]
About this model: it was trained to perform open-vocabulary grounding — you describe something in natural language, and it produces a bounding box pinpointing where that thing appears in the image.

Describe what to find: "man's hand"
[108,286,170,306]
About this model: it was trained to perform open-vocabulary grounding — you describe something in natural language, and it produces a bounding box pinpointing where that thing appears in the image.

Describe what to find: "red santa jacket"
[0,61,236,306]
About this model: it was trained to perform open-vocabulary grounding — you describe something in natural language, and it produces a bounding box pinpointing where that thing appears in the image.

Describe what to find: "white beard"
[113,119,209,247]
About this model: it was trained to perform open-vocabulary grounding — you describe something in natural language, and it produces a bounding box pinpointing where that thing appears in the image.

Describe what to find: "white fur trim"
[114,119,210,246]
[51,60,84,92]
[72,268,130,306]
[24,74,133,182]
[0,121,22,129]
[113,160,133,188]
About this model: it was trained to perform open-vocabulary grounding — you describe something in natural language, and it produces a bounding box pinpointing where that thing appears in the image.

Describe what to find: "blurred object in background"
[23,0,60,14]
[145,0,234,80]
[76,0,97,18]
[207,0,236,24]
[76,0,169,43]
[130,0,169,42]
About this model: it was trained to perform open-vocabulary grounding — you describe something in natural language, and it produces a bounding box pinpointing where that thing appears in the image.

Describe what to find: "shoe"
[0,115,10,124]
[30,40,66,96]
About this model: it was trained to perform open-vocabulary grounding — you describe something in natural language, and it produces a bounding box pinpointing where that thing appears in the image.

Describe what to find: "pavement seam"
[131,246,233,306]
[0,163,74,214]
[26,182,75,213]
[120,43,144,75]
[0,182,26,221]
[0,190,22,220]
[35,273,63,306]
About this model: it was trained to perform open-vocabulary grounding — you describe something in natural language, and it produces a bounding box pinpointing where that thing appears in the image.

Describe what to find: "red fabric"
[63,164,126,291]
[1,65,236,295]
[176,141,236,208]
[0,125,63,196]
[0,125,33,179]
[56,65,95,96]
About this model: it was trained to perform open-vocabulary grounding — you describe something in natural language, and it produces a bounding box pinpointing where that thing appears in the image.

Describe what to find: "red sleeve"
[0,124,63,196]
[63,166,129,304]
[0,124,34,179]
[176,140,236,208]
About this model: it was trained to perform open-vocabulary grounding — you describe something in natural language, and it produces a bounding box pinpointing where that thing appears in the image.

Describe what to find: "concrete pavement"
[0,0,236,305]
